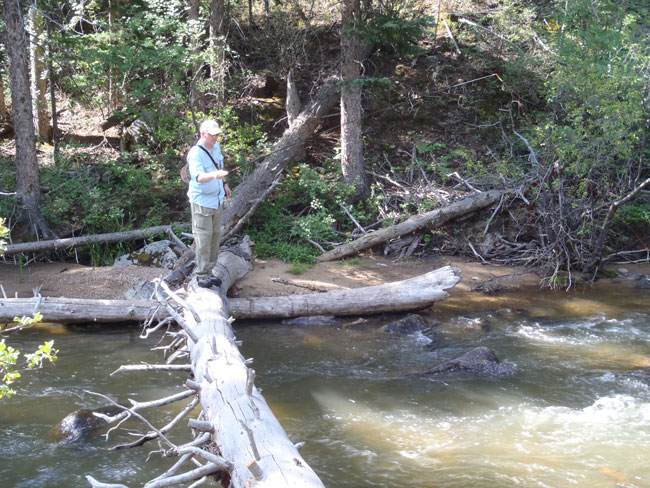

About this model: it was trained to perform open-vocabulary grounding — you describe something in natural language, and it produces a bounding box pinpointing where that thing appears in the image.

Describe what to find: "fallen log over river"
[0,266,461,324]
[82,236,325,487]
[182,266,325,486]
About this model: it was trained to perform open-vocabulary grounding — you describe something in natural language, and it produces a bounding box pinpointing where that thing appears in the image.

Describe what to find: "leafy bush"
[243,162,373,263]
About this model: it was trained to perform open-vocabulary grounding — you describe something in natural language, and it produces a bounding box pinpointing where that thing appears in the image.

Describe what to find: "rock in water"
[419,346,515,378]
[281,315,340,327]
[51,405,123,442]
[380,314,428,335]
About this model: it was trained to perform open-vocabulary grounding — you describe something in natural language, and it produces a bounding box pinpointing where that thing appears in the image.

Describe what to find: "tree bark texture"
[4,0,54,239]
[29,3,51,142]
[209,0,226,104]
[46,18,58,145]
[108,0,121,110]
[188,0,200,46]
[0,72,7,122]
[222,77,340,235]
[182,241,326,487]
[286,68,300,126]
[340,0,370,199]
[0,266,460,323]
[317,190,504,262]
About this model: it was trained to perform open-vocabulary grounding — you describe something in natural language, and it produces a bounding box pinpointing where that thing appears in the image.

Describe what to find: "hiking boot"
[197,277,222,288]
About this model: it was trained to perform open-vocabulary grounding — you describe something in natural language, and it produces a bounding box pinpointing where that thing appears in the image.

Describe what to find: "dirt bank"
[1,254,647,316]
[0,254,535,299]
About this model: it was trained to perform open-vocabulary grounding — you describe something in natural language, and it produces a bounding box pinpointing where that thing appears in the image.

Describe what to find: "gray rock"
[380,314,428,335]
[635,278,650,290]
[124,279,156,300]
[50,405,123,442]
[113,240,180,269]
[281,315,340,327]
[419,346,515,378]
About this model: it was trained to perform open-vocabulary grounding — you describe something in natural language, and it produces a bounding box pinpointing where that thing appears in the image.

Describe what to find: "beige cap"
[200,119,223,135]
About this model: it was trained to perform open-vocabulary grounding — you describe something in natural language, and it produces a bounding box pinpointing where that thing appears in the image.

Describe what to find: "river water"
[1,286,649,487]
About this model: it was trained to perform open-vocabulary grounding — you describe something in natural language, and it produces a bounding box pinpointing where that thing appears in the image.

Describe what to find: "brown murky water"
[2,285,649,487]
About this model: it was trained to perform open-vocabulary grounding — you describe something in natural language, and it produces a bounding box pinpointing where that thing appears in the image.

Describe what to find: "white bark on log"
[230,265,461,318]
[317,190,503,262]
[286,68,300,126]
[182,241,325,487]
[0,266,461,323]
[3,225,181,255]
[0,297,164,324]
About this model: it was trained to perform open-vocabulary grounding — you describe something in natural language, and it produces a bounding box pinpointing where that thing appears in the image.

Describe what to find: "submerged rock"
[635,278,650,290]
[418,346,515,378]
[380,314,428,335]
[51,405,123,442]
[281,315,340,327]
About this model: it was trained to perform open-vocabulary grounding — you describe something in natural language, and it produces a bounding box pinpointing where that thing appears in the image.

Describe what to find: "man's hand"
[224,183,232,198]
[211,170,229,179]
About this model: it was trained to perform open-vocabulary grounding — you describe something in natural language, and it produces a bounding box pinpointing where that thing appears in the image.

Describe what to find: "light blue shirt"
[186,143,225,209]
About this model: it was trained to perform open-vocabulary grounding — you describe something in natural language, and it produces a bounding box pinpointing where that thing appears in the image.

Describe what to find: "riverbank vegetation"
[0,0,648,287]
[0,219,57,398]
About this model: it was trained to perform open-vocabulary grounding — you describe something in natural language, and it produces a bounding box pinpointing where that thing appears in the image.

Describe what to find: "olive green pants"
[191,202,223,278]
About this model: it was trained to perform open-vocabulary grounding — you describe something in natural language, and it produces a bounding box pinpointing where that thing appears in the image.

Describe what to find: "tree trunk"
[222,77,339,235]
[286,68,300,126]
[188,0,200,47]
[0,72,7,122]
[29,2,52,142]
[318,190,503,262]
[0,266,460,323]
[108,0,120,110]
[3,0,55,239]
[209,0,226,105]
[340,0,370,200]
[46,18,58,148]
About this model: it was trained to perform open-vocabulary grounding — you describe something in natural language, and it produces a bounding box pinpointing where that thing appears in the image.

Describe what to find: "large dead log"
[317,190,504,262]
[229,265,461,319]
[3,225,186,255]
[0,297,164,324]
[0,266,461,323]
[180,240,325,487]
[222,77,339,237]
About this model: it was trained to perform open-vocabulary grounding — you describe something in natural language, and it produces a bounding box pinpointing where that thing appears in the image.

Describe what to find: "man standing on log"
[187,120,231,288]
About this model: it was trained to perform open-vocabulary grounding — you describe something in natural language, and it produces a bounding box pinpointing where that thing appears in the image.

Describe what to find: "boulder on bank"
[418,346,515,378]
[123,279,156,300]
[113,240,181,269]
